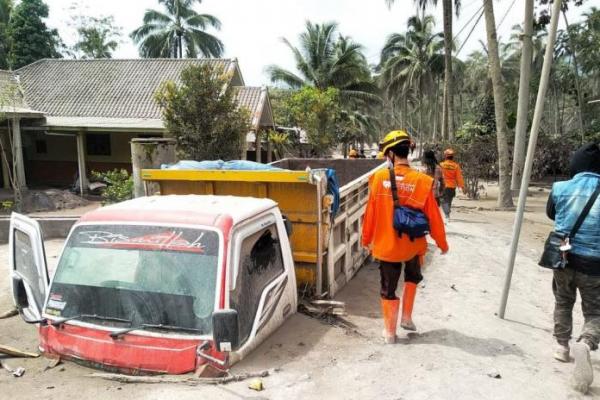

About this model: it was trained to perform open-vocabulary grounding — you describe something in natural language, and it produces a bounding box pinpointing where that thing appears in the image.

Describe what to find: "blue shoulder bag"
[389,167,430,241]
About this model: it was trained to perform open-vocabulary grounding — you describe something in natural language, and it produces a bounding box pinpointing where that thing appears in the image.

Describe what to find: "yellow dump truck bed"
[142,159,383,297]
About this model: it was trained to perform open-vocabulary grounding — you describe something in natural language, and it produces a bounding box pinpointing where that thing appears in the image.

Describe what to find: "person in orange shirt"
[362,130,449,344]
[439,148,465,220]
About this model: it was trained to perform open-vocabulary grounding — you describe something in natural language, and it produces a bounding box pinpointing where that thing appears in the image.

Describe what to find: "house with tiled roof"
[0,58,275,189]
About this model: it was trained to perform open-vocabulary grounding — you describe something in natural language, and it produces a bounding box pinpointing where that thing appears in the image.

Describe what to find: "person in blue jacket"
[546,143,600,393]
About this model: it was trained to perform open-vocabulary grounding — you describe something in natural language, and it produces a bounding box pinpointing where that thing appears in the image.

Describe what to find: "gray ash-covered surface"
[272,159,383,187]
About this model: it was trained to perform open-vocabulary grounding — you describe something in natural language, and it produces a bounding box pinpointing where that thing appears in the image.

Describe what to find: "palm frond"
[266,65,305,89]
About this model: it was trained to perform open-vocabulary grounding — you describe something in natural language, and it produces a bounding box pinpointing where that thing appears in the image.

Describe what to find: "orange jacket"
[361,165,449,263]
[440,160,465,189]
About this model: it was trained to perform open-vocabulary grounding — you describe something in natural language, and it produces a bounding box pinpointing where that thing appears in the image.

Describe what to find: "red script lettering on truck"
[77,230,206,253]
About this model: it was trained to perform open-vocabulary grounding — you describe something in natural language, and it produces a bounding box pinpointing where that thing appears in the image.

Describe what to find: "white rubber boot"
[553,343,570,362]
[571,342,593,393]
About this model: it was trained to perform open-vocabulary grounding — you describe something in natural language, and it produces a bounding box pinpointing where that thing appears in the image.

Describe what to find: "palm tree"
[267,21,378,104]
[131,0,223,58]
[482,0,513,208]
[386,0,460,140]
[74,17,121,59]
[380,15,444,142]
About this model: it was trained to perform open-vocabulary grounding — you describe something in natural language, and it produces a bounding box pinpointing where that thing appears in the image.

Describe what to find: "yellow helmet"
[379,130,411,155]
[348,149,358,158]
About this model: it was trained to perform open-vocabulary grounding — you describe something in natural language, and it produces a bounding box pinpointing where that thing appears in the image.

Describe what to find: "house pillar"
[76,131,88,195]
[1,133,11,189]
[11,118,26,189]
[255,130,261,163]
[266,131,273,163]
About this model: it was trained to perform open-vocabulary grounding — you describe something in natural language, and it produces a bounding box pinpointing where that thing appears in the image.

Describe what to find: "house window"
[35,140,47,154]
[86,134,111,156]
[230,223,285,344]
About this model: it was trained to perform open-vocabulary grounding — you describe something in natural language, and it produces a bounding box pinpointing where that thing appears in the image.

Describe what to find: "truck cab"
[9,195,297,374]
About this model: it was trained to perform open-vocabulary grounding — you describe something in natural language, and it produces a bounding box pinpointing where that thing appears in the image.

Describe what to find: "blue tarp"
[161,160,285,171]
[161,160,341,218]
[326,169,340,218]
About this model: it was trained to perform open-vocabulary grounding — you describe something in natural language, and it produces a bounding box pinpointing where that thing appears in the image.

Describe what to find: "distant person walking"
[422,150,445,205]
[439,149,465,220]
[546,143,600,393]
[362,130,448,344]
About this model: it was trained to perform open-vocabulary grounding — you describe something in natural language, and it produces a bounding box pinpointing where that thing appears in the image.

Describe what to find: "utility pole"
[511,0,534,193]
[499,0,563,319]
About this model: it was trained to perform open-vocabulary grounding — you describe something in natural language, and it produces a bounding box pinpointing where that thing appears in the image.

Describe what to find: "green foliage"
[1,200,13,211]
[269,87,295,127]
[92,169,133,205]
[0,0,12,69]
[435,134,498,200]
[267,130,293,159]
[267,21,378,106]
[72,15,121,59]
[283,86,342,156]
[7,0,61,69]
[131,0,223,58]
[155,63,250,161]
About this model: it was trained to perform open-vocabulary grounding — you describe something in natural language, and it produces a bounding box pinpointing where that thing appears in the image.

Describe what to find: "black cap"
[569,143,600,177]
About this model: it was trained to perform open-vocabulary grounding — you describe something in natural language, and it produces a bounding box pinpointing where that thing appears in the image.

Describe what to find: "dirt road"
[0,194,597,399]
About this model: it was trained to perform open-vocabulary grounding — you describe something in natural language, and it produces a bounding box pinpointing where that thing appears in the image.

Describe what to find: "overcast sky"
[45,0,600,86]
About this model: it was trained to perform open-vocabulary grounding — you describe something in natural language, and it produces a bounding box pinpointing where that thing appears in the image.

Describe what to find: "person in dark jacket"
[546,143,600,393]
[422,150,445,205]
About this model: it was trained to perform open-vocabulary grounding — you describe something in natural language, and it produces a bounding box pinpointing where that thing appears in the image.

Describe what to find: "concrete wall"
[0,216,77,243]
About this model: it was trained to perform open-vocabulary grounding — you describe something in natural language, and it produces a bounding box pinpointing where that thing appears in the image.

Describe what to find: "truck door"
[230,217,287,345]
[9,213,49,322]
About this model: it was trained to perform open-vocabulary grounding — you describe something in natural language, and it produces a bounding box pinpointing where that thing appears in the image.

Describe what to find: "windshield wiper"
[109,323,203,339]
[50,314,132,328]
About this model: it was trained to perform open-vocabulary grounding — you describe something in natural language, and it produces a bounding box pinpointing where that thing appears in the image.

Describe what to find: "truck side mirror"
[212,309,240,352]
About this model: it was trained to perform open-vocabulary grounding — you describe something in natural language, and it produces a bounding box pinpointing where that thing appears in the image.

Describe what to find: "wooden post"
[76,131,88,195]
[511,0,534,192]
[131,138,177,198]
[11,118,26,189]
[255,130,262,163]
[499,0,563,319]
[267,132,273,163]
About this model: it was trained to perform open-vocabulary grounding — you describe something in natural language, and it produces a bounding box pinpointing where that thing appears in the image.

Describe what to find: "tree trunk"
[511,0,534,192]
[433,76,439,141]
[442,0,455,141]
[483,0,514,208]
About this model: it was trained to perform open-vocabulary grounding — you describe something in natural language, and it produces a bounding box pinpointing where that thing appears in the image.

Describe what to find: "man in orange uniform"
[439,148,465,220]
[362,130,449,344]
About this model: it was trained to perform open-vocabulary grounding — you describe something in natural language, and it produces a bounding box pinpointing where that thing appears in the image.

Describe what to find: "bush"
[436,122,498,200]
[92,169,133,204]
[154,64,250,161]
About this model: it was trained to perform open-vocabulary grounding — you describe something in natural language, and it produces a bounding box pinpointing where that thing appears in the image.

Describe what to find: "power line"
[497,0,518,31]
[454,5,484,40]
[456,8,485,56]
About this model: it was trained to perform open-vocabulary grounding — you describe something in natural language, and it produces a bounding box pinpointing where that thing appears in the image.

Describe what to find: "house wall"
[25,131,162,187]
